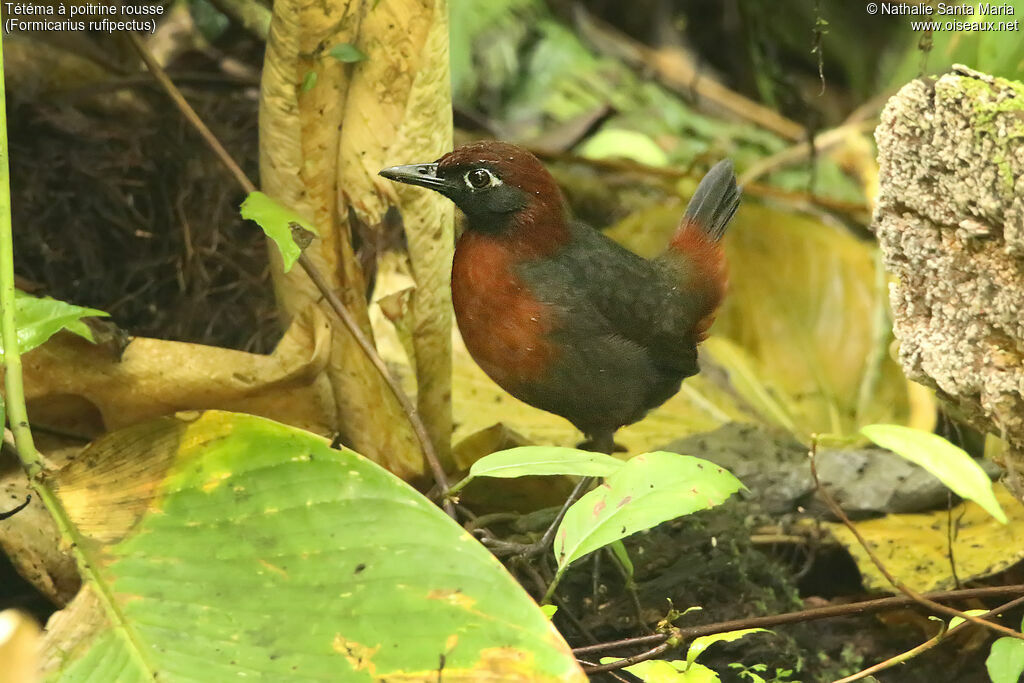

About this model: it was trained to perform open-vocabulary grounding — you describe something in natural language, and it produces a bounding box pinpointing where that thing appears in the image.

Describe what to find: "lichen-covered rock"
[874,66,1024,496]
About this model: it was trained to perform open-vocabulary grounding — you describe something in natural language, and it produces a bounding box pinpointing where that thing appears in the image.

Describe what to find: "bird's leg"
[576,431,626,453]
[589,431,615,456]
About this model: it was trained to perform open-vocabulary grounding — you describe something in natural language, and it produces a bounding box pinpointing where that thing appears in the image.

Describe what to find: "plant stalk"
[0,14,159,677]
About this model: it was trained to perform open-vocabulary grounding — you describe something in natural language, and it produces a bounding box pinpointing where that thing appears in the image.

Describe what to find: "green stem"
[0,17,158,678]
[543,566,568,604]
[0,9,39,478]
[445,474,473,497]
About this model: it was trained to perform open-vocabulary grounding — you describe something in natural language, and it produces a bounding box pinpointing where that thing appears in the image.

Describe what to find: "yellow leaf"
[0,609,41,683]
[338,0,455,465]
[451,328,740,457]
[18,308,334,437]
[259,0,430,477]
[821,484,1024,592]
[606,200,926,439]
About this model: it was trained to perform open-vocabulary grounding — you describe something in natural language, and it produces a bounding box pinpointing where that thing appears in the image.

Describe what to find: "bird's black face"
[379,162,529,233]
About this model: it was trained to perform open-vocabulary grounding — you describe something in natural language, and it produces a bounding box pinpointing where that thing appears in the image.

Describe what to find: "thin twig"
[298,253,454,516]
[835,593,1024,683]
[55,71,260,104]
[551,593,600,645]
[947,490,961,589]
[833,629,946,683]
[737,119,878,187]
[574,660,633,683]
[572,5,805,141]
[607,545,652,634]
[737,89,895,187]
[125,32,454,516]
[0,495,31,520]
[463,511,520,533]
[484,476,594,561]
[571,584,1024,657]
[126,34,253,194]
[580,640,673,675]
[529,148,871,218]
[809,437,1024,641]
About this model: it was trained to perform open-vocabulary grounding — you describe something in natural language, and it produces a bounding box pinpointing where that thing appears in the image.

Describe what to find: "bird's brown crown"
[436,142,559,203]
[436,142,568,254]
[379,141,570,255]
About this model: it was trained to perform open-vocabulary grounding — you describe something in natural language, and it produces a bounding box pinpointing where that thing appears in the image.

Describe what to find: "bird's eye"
[465,168,495,189]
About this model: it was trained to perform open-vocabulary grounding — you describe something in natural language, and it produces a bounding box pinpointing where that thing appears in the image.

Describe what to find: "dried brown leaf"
[338,0,455,465]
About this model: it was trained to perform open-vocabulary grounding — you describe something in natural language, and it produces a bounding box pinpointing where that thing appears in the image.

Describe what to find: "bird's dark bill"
[379,163,448,192]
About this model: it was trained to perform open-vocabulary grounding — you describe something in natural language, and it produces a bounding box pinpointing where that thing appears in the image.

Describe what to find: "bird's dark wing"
[517,223,705,377]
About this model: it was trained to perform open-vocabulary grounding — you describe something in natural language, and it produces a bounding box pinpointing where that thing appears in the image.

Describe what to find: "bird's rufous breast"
[451,231,559,392]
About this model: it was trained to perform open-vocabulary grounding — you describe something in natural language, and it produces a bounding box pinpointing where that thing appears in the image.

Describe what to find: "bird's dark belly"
[512,332,684,435]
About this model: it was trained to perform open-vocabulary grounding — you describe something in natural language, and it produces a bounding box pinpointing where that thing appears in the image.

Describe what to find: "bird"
[380,142,739,455]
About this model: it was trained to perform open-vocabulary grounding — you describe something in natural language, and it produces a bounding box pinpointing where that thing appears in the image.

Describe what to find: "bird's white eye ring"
[465,168,499,189]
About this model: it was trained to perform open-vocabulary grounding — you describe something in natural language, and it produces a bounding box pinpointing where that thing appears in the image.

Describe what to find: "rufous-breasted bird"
[381,142,739,454]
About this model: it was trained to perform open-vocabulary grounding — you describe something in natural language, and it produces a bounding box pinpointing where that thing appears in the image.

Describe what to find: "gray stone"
[662,422,1000,518]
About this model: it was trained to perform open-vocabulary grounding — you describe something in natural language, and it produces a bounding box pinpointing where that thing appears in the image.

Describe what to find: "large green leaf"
[987,635,1024,683]
[554,452,743,570]
[861,424,1006,523]
[43,411,583,681]
[0,290,108,357]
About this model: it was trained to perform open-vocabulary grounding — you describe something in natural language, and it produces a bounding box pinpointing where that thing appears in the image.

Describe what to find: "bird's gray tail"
[681,160,740,241]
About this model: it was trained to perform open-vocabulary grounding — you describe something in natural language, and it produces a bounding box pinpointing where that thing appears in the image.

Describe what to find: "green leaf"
[0,290,108,358]
[301,70,318,92]
[43,411,584,681]
[861,424,1007,523]
[554,452,743,570]
[677,662,721,683]
[188,0,230,41]
[598,658,719,683]
[578,129,669,167]
[609,539,634,581]
[239,192,319,272]
[541,604,558,619]
[329,42,368,63]
[449,446,625,495]
[949,609,989,631]
[987,637,1024,683]
[686,629,770,667]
